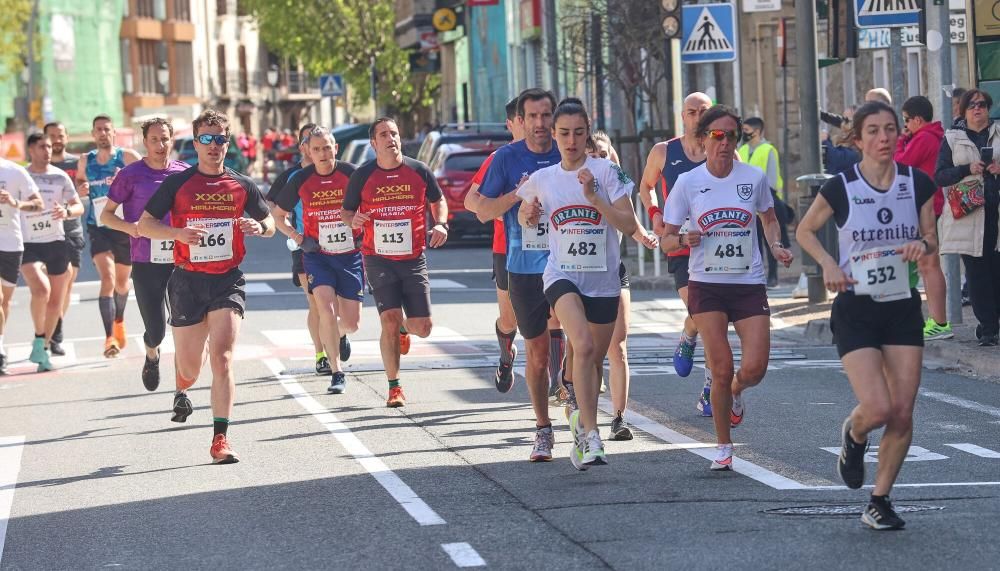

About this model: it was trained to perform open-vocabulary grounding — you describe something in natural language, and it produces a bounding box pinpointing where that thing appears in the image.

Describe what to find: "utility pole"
[795,0,821,175]
[544,0,559,96]
[889,28,905,112]
[593,13,605,130]
[26,0,39,128]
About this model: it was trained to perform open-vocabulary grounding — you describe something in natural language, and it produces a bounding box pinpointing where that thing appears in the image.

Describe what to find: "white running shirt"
[25,165,77,243]
[517,156,633,297]
[663,161,773,285]
[0,158,41,252]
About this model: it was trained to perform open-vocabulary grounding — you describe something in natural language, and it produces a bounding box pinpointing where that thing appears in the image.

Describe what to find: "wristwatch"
[770,242,785,249]
[433,222,449,231]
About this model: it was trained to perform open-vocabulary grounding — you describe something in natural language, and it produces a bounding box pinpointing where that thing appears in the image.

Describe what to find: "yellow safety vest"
[738,141,783,198]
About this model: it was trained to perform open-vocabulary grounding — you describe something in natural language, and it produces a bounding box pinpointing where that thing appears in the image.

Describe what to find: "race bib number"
[374,219,413,256]
[23,211,60,242]
[703,228,752,273]
[319,221,354,254]
[0,204,10,228]
[556,226,607,272]
[850,247,911,302]
[91,196,123,228]
[150,239,175,264]
[521,219,550,251]
[188,218,234,263]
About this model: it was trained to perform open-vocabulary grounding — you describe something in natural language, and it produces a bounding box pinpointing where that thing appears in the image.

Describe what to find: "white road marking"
[261,329,314,348]
[428,278,466,289]
[441,543,486,568]
[599,399,809,490]
[820,445,949,462]
[945,443,1000,458]
[264,358,446,527]
[920,389,1000,419]
[0,436,26,568]
[244,282,275,294]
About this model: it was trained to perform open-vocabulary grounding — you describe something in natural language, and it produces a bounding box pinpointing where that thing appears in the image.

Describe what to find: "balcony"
[216,70,320,101]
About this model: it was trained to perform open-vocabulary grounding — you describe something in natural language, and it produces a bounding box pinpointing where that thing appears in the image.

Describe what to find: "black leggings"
[962,250,1000,337]
[132,262,174,349]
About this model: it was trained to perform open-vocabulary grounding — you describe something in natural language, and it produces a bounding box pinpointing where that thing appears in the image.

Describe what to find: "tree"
[0,0,33,82]
[242,0,440,119]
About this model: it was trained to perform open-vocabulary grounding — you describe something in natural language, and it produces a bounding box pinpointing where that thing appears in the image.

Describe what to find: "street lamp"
[157,62,170,96]
[266,64,279,128]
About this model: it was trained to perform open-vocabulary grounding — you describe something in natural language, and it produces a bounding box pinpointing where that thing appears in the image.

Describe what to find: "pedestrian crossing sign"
[319,74,345,98]
[681,4,737,63]
[854,0,921,28]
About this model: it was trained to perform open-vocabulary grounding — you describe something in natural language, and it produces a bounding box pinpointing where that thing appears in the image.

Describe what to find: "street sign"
[432,8,458,32]
[854,0,921,29]
[743,0,781,13]
[319,74,344,98]
[681,3,737,63]
[857,14,967,49]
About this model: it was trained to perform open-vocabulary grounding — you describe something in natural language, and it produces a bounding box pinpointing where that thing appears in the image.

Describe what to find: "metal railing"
[217,70,320,98]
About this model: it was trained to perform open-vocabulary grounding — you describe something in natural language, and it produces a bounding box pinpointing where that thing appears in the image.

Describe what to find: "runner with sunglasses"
[639,92,715,416]
[100,118,189,391]
[797,101,938,530]
[274,127,360,394]
[139,109,275,464]
[662,105,793,471]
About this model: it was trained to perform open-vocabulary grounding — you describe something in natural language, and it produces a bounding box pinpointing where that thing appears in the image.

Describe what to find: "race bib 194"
[188,218,234,262]
[850,247,911,302]
[374,219,413,256]
[150,239,175,264]
[702,228,752,273]
[556,226,607,271]
[319,221,354,254]
[23,211,59,242]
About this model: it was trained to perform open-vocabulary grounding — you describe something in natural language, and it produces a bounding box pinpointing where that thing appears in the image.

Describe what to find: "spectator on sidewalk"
[739,117,788,287]
[866,88,892,105]
[952,87,967,126]
[935,88,1000,346]
[896,95,952,340]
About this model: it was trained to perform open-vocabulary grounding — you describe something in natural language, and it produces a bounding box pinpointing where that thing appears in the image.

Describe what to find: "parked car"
[170,134,249,174]
[428,143,497,239]
[341,139,375,166]
[416,123,511,165]
[332,123,371,160]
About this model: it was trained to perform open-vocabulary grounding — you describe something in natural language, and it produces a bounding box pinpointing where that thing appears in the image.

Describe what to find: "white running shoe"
[582,429,607,466]
[711,443,734,471]
[569,410,587,471]
[529,425,554,462]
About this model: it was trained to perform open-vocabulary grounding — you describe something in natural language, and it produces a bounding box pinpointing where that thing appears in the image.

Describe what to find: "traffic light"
[661,0,681,39]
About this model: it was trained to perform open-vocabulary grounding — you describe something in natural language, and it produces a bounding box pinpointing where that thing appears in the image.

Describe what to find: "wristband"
[647,206,662,220]
[259,219,269,235]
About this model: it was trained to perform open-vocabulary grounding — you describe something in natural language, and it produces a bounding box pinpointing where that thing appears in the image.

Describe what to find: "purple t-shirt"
[107,159,190,262]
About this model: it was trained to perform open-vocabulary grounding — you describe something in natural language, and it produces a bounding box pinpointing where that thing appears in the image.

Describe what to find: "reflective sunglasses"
[196,134,229,145]
[705,129,739,142]
[969,100,990,110]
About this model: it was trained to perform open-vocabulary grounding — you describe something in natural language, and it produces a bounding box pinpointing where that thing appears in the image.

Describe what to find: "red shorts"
[687,281,770,323]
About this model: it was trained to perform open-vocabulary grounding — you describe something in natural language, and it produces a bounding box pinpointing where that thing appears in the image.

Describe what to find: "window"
[135,0,166,19]
[217,0,227,15]
[842,59,857,106]
[121,39,133,94]
[906,48,923,98]
[172,0,191,21]
[238,45,248,94]
[175,42,195,95]
[138,40,160,94]
[873,51,889,92]
[217,44,227,95]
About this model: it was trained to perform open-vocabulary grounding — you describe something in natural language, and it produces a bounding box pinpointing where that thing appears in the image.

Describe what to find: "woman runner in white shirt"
[796,101,938,530]
[518,98,650,469]
[662,105,794,471]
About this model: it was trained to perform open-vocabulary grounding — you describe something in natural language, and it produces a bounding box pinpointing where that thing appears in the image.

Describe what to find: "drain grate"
[763,504,945,517]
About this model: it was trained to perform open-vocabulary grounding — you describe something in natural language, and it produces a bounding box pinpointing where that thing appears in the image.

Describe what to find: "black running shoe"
[979,334,999,347]
[316,356,332,375]
[495,345,517,393]
[609,413,634,441]
[142,354,161,392]
[339,335,352,362]
[0,353,7,375]
[171,392,193,423]
[49,341,66,356]
[837,417,867,489]
[328,371,347,394]
[862,496,906,530]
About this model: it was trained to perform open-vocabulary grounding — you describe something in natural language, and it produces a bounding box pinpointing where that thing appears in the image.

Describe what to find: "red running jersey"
[275,163,360,255]
[472,149,507,254]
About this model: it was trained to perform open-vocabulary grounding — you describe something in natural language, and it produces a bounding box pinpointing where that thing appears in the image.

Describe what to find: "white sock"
[703,366,713,389]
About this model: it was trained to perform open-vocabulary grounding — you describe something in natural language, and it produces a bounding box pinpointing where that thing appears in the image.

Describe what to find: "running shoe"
[210,433,240,464]
[837,417,868,489]
[495,345,517,393]
[980,334,999,347]
[49,341,65,356]
[582,429,608,466]
[399,328,411,355]
[28,338,47,364]
[862,496,906,530]
[730,393,745,428]
[112,319,127,350]
[529,425,554,462]
[103,337,120,359]
[339,335,352,362]
[711,443,734,471]
[697,386,713,417]
[599,378,607,394]
[563,382,578,421]
[923,318,954,341]
[171,392,193,423]
[569,410,588,471]
[142,351,160,392]
[316,356,332,375]
[328,371,347,394]
[386,386,406,408]
[34,350,53,372]
[609,412,634,441]
[673,335,697,377]
[0,353,7,375]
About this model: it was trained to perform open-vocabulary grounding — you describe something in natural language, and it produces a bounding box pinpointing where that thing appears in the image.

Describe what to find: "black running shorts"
[364,253,431,317]
[291,248,305,288]
[544,279,619,325]
[667,255,690,291]
[0,250,22,286]
[66,235,85,269]
[22,241,70,276]
[167,267,246,327]
[492,253,510,291]
[87,225,132,265]
[830,289,923,357]
[508,271,551,339]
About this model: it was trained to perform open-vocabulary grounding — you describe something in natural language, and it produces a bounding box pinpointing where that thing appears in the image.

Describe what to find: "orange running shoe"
[103,336,120,358]
[113,319,127,350]
[399,330,411,355]
[386,386,406,408]
[210,434,240,464]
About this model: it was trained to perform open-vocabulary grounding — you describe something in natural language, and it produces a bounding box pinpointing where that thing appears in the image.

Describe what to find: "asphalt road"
[2,234,999,570]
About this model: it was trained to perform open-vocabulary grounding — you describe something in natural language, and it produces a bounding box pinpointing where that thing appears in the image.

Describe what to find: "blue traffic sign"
[681,3,737,64]
[319,74,345,97]
[854,0,920,28]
